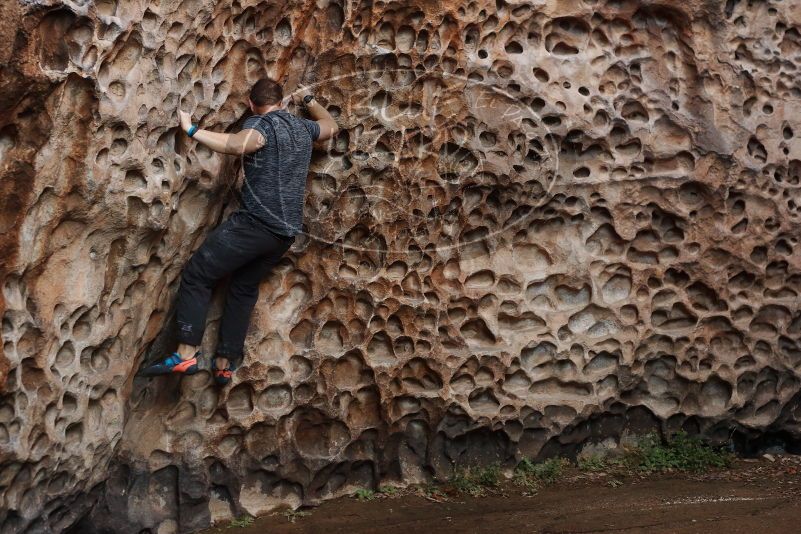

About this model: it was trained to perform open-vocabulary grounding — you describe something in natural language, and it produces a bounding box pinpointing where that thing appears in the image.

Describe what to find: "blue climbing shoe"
[139,352,199,376]
[211,357,236,386]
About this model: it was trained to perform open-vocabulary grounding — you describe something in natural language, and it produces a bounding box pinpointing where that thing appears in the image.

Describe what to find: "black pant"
[175,209,294,360]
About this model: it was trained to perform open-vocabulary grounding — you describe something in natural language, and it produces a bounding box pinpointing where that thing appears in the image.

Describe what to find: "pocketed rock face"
[1,0,801,532]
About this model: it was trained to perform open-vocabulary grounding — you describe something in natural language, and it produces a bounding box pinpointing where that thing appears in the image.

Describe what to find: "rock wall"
[2,0,801,532]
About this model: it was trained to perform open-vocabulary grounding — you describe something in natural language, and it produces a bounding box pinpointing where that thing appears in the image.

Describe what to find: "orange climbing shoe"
[211,357,235,386]
[139,352,200,376]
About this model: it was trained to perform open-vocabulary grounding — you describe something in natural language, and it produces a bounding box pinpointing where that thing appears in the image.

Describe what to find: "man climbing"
[140,77,339,385]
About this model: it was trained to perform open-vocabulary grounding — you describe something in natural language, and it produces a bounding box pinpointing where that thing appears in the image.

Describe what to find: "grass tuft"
[624,432,733,473]
[379,485,399,496]
[516,457,568,484]
[577,455,609,472]
[228,515,254,528]
[450,464,502,496]
[417,482,446,499]
[512,457,569,491]
[281,509,311,523]
[353,488,376,501]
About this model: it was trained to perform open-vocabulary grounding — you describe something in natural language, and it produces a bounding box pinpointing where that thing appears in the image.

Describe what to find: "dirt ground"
[200,455,801,534]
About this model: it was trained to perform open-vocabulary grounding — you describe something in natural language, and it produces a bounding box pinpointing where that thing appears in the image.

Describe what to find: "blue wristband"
[187,124,198,137]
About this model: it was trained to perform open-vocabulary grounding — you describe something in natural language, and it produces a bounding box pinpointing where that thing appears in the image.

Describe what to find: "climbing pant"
[175,209,294,360]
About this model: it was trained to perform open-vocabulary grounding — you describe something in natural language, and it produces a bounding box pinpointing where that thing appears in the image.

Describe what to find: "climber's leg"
[140,210,283,376]
[174,214,252,349]
[213,231,293,384]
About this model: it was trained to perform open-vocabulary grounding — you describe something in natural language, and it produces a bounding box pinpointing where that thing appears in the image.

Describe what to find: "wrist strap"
[187,124,198,137]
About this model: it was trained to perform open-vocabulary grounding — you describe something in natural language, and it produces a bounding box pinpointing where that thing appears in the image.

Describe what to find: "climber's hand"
[178,110,192,133]
[292,86,312,105]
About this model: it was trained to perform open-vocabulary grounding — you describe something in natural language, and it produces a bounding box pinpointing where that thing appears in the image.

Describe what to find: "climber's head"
[248,77,283,114]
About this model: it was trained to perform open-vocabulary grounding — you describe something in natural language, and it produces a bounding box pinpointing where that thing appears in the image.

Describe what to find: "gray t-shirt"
[241,110,320,236]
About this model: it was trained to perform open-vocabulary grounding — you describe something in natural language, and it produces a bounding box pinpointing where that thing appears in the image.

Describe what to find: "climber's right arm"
[191,128,265,155]
[291,88,339,141]
[304,99,339,141]
[177,110,265,155]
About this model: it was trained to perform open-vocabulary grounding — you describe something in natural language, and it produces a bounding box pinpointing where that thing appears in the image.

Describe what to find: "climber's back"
[240,109,320,238]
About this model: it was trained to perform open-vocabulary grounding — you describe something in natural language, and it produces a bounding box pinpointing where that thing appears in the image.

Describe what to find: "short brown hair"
[250,78,283,106]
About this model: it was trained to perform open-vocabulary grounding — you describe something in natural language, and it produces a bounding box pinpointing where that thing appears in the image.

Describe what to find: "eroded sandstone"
[1,0,801,532]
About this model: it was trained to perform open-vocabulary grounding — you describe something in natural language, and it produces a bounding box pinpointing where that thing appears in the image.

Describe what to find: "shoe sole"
[139,358,199,377]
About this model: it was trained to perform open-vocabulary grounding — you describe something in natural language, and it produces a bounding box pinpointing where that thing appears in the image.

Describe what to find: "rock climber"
[140,77,339,385]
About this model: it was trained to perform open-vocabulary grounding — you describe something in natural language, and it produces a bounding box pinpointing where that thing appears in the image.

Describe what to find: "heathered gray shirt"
[241,110,320,237]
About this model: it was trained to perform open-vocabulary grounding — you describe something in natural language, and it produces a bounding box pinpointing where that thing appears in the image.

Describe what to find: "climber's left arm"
[177,110,264,155]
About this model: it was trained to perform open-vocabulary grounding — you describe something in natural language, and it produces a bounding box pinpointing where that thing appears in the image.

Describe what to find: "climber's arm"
[177,110,265,155]
[304,99,339,141]
[191,128,264,155]
[291,88,339,141]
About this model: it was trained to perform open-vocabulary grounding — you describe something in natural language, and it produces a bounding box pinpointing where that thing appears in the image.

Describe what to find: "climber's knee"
[181,246,223,288]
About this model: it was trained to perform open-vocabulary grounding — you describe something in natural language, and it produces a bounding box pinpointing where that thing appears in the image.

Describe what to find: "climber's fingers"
[177,110,192,132]
[292,85,311,104]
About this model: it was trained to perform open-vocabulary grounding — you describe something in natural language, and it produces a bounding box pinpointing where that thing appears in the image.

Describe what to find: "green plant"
[354,488,376,501]
[282,509,311,523]
[515,457,568,484]
[228,515,254,528]
[625,432,733,473]
[450,464,502,496]
[451,470,483,496]
[418,482,446,499]
[474,464,502,487]
[379,485,399,496]
[512,469,539,492]
[511,457,568,493]
[577,455,609,472]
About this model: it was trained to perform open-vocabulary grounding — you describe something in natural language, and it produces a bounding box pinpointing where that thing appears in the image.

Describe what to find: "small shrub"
[512,457,568,492]
[474,464,502,487]
[282,509,311,523]
[418,483,446,499]
[450,464,501,496]
[625,432,733,473]
[451,471,482,496]
[515,457,536,475]
[379,485,399,496]
[515,457,568,484]
[577,455,609,472]
[228,515,254,528]
[512,469,539,491]
[354,488,376,501]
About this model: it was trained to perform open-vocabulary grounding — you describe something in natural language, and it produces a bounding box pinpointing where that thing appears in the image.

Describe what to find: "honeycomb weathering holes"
[1,0,801,532]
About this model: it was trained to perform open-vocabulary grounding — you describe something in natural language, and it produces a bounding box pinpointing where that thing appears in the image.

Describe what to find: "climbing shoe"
[211,357,235,386]
[139,352,199,376]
